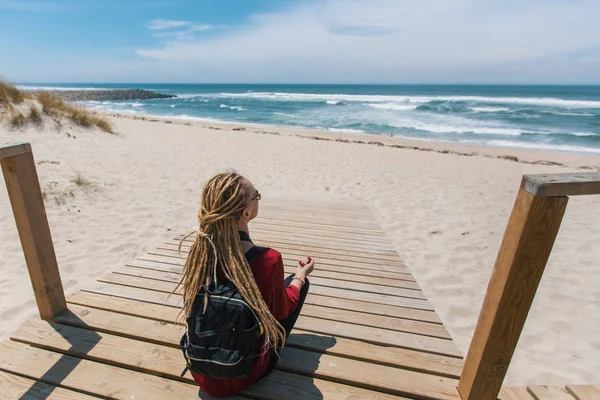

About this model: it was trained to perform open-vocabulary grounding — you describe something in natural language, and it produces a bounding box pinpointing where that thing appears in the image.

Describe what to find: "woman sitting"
[179,172,314,397]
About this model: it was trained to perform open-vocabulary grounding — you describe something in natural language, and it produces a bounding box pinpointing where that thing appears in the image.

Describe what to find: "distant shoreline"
[47,89,175,102]
[106,111,600,171]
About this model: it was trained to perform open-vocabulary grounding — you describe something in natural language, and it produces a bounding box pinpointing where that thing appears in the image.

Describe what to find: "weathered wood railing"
[458,172,600,400]
[1,142,66,320]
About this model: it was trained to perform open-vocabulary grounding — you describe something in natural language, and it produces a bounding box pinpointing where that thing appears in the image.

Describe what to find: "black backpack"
[180,246,269,378]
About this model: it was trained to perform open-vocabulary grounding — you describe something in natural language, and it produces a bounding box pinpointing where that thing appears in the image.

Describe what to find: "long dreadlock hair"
[176,172,286,353]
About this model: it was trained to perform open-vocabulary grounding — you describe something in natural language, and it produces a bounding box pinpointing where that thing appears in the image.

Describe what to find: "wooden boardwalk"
[2,198,598,399]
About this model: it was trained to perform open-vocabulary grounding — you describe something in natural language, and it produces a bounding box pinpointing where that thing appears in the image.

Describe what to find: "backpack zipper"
[185,350,245,366]
[204,295,262,332]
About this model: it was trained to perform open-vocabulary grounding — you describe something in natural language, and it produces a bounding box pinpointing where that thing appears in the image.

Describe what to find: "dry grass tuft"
[28,104,43,126]
[9,110,27,129]
[0,79,27,107]
[1,84,114,133]
[69,108,93,128]
[70,108,114,133]
[71,173,92,187]
[37,91,68,116]
[91,115,114,133]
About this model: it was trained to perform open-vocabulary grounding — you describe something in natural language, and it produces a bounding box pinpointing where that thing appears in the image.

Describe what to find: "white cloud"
[146,19,191,30]
[189,24,213,32]
[134,0,600,83]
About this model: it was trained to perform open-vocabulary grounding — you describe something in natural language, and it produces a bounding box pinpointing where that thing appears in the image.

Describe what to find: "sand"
[1,114,599,386]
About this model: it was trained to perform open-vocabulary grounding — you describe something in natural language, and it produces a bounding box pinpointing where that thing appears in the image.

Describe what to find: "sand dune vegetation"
[1,79,114,133]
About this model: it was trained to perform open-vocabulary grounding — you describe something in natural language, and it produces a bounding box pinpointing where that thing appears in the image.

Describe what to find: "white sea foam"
[554,111,595,117]
[488,140,600,155]
[388,118,523,136]
[220,104,246,111]
[367,103,418,111]
[571,131,599,136]
[211,92,600,109]
[471,107,511,113]
[175,94,202,99]
[327,128,365,133]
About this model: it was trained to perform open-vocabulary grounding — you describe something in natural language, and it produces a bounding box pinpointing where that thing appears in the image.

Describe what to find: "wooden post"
[1,147,66,320]
[458,188,568,400]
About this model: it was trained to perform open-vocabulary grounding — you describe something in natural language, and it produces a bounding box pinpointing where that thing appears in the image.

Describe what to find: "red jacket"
[191,248,300,397]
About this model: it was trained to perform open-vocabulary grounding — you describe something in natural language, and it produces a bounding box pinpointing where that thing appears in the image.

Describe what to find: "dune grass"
[28,104,43,126]
[9,110,27,129]
[71,173,93,188]
[1,81,114,133]
[37,91,69,116]
[0,79,27,108]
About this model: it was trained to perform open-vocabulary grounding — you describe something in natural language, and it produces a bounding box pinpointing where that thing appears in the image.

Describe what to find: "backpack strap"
[245,245,269,264]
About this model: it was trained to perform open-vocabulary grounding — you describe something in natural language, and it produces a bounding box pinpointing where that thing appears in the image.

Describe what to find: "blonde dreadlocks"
[176,172,286,352]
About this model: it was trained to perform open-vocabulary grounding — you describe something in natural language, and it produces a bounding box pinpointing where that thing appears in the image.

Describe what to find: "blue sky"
[1,0,600,84]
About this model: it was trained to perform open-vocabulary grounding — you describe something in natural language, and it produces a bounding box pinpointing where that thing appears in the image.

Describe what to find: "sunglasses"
[251,190,262,202]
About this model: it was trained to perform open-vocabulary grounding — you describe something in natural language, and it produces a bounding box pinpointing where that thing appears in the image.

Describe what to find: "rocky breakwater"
[47,89,176,102]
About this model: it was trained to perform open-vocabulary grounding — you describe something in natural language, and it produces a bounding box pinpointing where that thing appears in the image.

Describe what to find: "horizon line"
[16,82,600,87]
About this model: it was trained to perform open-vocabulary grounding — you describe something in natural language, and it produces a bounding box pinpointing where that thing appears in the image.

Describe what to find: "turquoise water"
[19,84,600,155]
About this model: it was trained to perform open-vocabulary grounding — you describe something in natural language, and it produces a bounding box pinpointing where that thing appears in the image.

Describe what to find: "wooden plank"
[279,347,460,400]
[250,218,391,237]
[0,341,233,400]
[135,254,415,281]
[248,213,382,230]
[159,245,407,272]
[295,315,460,357]
[250,225,394,246]
[0,142,32,159]
[35,312,459,400]
[249,218,386,235]
[59,301,460,358]
[566,385,600,400]
[528,385,577,400]
[458,189,568,400]
[1,151,66,320]
[98,272,433,310]
[308,285,432,309]
[113,266,423,299]
[176,230,398,252]
[11,319,188,381]
[10,319,418,400]
[85,281,441,323]
[122,261,418,290]
[298,304,451,339]
[249,229,396,249]
[173,236,406,264]
[244,370,409,400]
[80,284,450,355]
[523,173,600,197]
[499,387,537,400]
[0,370,99,399]
[66,291,462,378]
[112,268,440,337]
[68,290,179,323]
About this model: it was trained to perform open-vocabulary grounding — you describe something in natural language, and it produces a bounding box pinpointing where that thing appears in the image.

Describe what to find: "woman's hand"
[296,257,315,279]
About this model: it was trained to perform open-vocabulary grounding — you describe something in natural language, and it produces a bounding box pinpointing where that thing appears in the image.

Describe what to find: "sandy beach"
[1,114,599,387]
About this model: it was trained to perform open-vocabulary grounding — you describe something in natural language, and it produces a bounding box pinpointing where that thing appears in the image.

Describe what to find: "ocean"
[18,83,600,155]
